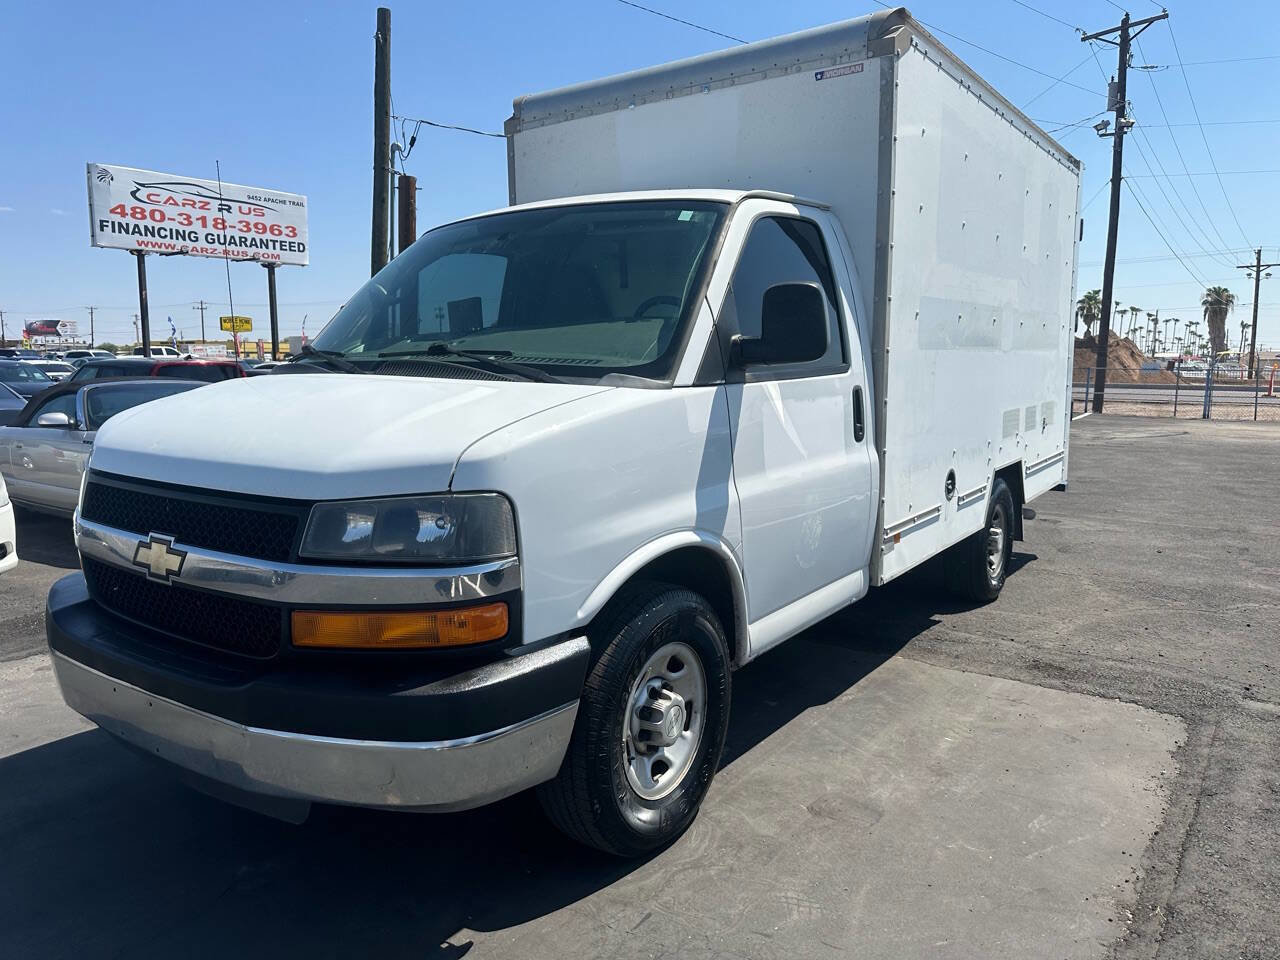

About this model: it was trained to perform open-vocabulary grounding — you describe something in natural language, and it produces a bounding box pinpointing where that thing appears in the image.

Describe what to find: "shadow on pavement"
[13,509,79,570]
[0,556,1036,958]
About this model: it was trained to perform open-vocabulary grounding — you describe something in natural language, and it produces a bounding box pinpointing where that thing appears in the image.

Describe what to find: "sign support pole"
[134,251,152,358]
[264,262,280,360]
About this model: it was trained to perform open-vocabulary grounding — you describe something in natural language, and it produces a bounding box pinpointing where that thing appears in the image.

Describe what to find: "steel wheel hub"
[987,508,1006,580]
[624,641,706,801]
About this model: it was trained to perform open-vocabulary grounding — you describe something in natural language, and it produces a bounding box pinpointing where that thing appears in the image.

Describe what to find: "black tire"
[945,477,1015,603]
[537,581,731,857]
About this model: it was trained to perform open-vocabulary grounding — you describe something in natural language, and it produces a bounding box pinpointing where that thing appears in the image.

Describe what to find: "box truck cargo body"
[508,6,1080,584]
[48,8,1079,856]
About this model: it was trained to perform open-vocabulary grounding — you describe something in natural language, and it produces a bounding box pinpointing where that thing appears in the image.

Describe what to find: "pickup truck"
[47,8,1078,856]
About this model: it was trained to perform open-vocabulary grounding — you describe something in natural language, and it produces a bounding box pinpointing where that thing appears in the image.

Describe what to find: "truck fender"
[575,530,750,665]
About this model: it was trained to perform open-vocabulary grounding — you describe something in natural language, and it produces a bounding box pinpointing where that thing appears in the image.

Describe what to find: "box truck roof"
[508,6,1078,169]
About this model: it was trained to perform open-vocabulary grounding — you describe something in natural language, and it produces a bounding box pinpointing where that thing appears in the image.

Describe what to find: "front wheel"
[945,477,1015,603]
[537,582,731,857]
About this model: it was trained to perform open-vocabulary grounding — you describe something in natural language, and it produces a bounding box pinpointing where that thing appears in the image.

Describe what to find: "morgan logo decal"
[815,62,864,81]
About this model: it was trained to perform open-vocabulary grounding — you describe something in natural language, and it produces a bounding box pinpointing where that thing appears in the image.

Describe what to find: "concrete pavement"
[0,415,1277,958]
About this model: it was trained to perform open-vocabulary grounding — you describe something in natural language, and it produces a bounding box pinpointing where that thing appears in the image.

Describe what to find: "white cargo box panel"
[508,7,1080,587]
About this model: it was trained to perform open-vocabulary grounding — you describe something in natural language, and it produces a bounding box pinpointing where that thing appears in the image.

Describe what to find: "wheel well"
[595,546,743,665]
[994,463,1026,541]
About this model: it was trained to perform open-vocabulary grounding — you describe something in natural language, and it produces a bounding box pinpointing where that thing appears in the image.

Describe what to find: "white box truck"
[48,7,1078,856]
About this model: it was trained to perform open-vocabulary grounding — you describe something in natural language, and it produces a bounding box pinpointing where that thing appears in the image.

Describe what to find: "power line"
[1125,174,1205,286]
[390,113,504,139]
[1083,248,1262,266]
[1022,51,1097,109]
[1165,18,1252,249]
[1082,178,1111,212]
[864,0,1105,97]
[1122,169,1280,178]
[1128,131,1236,270]
[1124,132,1225,269]
[1180,55,1280,66]
[1133,37,1239,265]
[612,0,747,45]
[1123,179,1210,289]
[1033,117,1280,129]
[1044,110,1107,134]
[1007,0,1083,34]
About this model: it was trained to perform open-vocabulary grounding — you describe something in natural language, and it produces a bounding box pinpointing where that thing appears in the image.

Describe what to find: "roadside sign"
[219,316,253,333]
[86,163,309,266]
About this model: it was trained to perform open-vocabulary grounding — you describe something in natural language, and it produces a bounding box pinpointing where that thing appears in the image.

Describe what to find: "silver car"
[0,379,203,516]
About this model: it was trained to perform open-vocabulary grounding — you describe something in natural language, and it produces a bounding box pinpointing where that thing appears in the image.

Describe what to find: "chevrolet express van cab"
[47,8,1078,855]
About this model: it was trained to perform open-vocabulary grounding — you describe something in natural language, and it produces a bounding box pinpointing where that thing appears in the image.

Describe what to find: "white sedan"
[0,473,16,574]
[23,360,76,381]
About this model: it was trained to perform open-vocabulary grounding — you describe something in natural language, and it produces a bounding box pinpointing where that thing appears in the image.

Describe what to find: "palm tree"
[1201,286,1236,356]
[1076,289,1102,337]
[1128,305,1142,341]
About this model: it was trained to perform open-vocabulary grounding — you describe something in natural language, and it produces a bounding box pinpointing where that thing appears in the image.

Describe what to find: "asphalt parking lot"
[1,415,1277,959]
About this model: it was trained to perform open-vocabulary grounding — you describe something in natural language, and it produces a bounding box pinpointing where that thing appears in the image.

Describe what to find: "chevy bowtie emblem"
[132,533,187,584]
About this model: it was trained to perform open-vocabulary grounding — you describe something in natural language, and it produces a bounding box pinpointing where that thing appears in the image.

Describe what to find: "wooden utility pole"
[398,173,417,255]
[1082,9,1168,412]
[192,299,208,343]
[0,309,7,347]
[1235,249,1278,378]
[85,306,96,347]
[371,7,392,276]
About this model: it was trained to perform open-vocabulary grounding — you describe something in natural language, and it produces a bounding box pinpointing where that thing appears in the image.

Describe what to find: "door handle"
[852,386,865,443]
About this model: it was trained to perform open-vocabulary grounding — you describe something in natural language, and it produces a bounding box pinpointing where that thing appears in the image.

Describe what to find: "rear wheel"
[537,582,731,857]
[945,477,1015,603]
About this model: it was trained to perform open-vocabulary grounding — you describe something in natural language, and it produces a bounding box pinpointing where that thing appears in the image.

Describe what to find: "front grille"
[83,557,283,659]
[81,478,300,563]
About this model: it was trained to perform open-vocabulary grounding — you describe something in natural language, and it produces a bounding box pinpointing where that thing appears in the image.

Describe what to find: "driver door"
[14,392,88,512]
[712,203,876,642]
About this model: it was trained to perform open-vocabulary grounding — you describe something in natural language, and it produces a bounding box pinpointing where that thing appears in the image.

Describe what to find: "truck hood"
[91,374,610,499]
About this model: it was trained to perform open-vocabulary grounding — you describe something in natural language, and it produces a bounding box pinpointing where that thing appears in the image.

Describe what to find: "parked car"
[64,349,116,365]
[24,360,75,381]
[69,357,245,383]
[239,359,280,376]
[0,384,27,427]
[0,359,56,398]
[132,345,183,358]
[45,9,1077,855]
[0,348,43,360]
[0,379,204,516]
[0,472,16,575]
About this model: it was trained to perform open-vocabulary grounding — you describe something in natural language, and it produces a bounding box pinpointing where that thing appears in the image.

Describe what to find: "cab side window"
[725,216,846,376]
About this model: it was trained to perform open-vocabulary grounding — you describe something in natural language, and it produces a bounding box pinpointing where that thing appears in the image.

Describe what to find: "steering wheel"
[631,295,682,321]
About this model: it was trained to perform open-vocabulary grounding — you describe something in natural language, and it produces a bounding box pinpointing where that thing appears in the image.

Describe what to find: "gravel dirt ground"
[0,415,1277,959]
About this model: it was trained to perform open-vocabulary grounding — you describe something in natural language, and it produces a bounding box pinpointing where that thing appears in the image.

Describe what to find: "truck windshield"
[312,200,727,383]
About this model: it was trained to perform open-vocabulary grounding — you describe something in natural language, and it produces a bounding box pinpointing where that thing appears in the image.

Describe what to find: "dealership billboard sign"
[86,163,308,266]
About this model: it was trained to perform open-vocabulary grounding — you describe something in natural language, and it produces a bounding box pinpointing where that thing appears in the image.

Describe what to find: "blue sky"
[2,0,1277,351]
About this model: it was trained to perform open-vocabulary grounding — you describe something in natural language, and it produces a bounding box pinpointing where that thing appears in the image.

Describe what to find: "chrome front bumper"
[51,652,578,812]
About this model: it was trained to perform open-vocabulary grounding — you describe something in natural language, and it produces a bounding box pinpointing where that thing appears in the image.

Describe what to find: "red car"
[69,357,246,383]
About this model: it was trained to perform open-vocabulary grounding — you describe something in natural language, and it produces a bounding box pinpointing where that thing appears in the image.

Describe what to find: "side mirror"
[35,411,73,428]
[731,282,828,366]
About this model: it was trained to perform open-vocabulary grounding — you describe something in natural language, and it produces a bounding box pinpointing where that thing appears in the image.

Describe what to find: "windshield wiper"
[378,342,563,384]
[294,344,367,374]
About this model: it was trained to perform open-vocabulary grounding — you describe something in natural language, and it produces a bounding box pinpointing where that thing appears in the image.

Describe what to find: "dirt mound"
[1074,332,1176,383]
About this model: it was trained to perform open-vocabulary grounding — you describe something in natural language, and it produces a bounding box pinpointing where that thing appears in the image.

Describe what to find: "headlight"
[299,493,516,563]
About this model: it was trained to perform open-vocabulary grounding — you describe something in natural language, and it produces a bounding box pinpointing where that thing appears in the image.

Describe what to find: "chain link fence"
[1072,362,1280,421]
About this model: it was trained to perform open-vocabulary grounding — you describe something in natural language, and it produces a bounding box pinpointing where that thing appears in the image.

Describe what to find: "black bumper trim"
[46,573,589,742]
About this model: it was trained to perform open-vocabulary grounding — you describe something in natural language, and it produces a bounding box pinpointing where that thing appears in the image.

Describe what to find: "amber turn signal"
[292,603,509,649]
